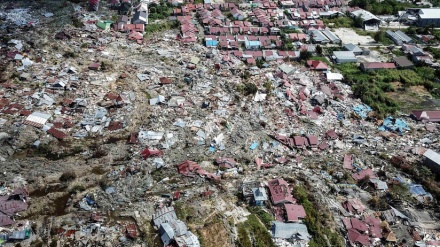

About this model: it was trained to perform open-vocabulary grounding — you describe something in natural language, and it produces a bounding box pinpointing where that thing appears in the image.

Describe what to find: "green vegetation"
[406,25,440,43]
[355,29,393,45]
[373,30,390,44]
[148,2,173,21]
[71,16,84,28]
[59,170,76,182]
[236,214,276,247]
[391,160,440,201]
[293,186,344,247]
[316,45,323,56]
[63,51,76,58]
[144,21,178,34]
[349,0,422,15]
[300,50,312,61]
[70,184,86,193]
[336,63,437,116]
[424,46,440,59]
[322,17,354,28]
[389,183,411,201]
[308,56,329,64]
[237,224,252,247]
[242,83,258,96]
[247,207,274,228]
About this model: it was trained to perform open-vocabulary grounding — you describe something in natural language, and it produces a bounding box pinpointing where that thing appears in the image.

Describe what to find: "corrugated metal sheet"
[24,112,51,127]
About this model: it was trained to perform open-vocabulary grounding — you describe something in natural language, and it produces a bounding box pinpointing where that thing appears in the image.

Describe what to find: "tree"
[406,25,416,35]
[316,45,323,55]
[300,50,312,61]
[386,19,391,27]
[354,14,364,28]
[373,30,384,43]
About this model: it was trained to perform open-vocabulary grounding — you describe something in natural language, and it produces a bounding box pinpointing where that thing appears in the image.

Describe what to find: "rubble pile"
[0,0,439,247]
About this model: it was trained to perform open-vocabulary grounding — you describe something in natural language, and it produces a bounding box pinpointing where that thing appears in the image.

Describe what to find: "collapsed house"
[152,206,200,247]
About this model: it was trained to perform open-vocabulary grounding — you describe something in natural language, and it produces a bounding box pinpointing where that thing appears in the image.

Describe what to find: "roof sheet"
[333,51,356,59]
[271,222,310,240]
[418,8,440,19]
[394,56,414,67]
[24,112,51,127]
[285,204,306,222]
[424,149,440,165]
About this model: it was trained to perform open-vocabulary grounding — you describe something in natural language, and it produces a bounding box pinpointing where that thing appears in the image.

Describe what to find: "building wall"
[255,200,264,206]
[336,58,357,64]
[424,158,440,175]
[418,18,440,27]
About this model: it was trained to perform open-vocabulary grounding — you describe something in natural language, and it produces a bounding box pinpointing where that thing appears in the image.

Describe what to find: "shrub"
[70,184,85,193]
[243,83,257,96]
[59,171,76,182]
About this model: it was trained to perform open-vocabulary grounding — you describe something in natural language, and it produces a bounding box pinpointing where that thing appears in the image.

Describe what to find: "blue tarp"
[378,117,410,134]
[352,104,372,118]
[409,184,427,195]
[85,196,95,205]
[250,142,259,150]
[206,40,218,47]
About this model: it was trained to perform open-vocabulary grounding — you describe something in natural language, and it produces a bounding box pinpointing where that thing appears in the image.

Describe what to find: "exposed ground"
[333,28,376,45]
[387,82,440,112]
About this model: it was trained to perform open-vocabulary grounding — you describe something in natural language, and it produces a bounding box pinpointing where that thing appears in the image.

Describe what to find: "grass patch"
[424,46,440,59]
[236,214,275,247]
[145,21,178,35]
[336,63,437,117]
[293,186,344,247]
[323,17,354,28]
[248,207,274,229]
[308,56,330,64]
[173,201,196,223]
[354,29,393,45]
[349,0,424,15]
[148,3,173,21]
[237,224,252,247]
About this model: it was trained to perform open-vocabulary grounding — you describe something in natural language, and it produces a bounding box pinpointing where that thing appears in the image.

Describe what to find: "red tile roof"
[351,218,368,232]
[47,128,67,139]
[352,168,376,181]
[347,229,370,246]
[284,204,306,222]
[141,148,164,159]
[362,62,396,70]
[267,178,296,205]
[306,60,328,70]
[343,153,353,169]
[411,110,440,122]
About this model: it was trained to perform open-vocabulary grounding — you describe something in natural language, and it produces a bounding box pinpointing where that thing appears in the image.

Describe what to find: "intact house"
[307,60,328,71]
[284,204,306,222]
[350,8,381,30]
[332,51,357,64]
[231,8,245,20]
[360,62,396,72]
[386,30,413,45]
[252,187,268,206]
[310,30,329,44]
[132,11,148,24]
[416,8,440,27]
[321,29,341,44]
[343,43,363,55]
[393,56,414,69]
